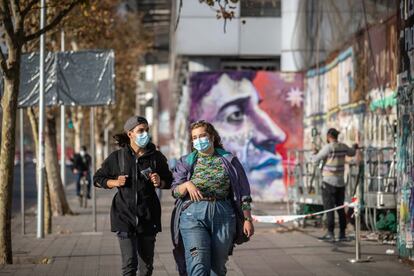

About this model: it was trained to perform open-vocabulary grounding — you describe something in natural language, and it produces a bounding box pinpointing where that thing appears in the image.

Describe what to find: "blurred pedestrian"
[311,128,358,242]
[171,120,253,276]
[72,145,92,199]
[94,116,173,276]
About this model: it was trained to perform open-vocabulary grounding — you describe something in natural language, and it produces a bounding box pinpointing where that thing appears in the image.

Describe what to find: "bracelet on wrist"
[244,217,253,222]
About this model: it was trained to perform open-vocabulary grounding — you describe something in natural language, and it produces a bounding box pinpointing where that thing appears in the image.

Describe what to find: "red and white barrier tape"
[252,198,358,224]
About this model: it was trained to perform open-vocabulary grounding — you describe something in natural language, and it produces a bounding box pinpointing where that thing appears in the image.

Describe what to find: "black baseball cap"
[327,128,340,139]
[123,116,148,132]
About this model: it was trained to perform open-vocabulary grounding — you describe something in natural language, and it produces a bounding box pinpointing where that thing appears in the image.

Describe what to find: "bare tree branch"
[10,0,22,34]
[21,0,37,18]
[24,0,82,42]
[1,1,16,42]
[10,0,20,20]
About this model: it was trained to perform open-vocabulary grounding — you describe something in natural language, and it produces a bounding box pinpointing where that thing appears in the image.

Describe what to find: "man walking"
[311,128,358,242]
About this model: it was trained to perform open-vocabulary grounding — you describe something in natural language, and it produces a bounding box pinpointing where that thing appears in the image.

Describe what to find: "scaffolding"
[287,149,359,213]
[363,146,397,231]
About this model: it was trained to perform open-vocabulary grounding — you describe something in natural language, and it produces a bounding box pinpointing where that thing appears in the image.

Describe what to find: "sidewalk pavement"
[0,181,413,276]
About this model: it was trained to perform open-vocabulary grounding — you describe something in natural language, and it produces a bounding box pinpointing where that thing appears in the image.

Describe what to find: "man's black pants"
[117,232,156,276]
[321,182,347,235]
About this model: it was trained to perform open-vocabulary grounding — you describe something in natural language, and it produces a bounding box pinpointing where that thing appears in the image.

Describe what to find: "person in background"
[72,145,92,199]
[94,116,173,276]
[311,128,358,242]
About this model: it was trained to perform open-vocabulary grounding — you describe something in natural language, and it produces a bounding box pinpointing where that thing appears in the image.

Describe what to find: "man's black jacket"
[94,143,173,234]
[72,153,91,172]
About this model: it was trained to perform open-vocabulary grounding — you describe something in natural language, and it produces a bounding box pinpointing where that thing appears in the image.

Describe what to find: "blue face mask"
[193,137,211,152]
[135,132,150,148]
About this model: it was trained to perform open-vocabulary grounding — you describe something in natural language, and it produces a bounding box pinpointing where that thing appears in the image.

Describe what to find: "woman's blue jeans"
[179,199,236,276]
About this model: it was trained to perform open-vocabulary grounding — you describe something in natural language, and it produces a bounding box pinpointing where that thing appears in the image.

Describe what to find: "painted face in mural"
[195,74,286,198]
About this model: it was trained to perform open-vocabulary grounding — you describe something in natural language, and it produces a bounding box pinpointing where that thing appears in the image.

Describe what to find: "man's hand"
[117,175,128,187]
[149,173,161,187]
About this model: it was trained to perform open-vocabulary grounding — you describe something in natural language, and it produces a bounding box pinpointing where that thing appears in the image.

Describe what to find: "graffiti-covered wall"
[302,11,400,252]
[189,71,304,201]
[304,47,365,150]
[304,13,397,150]
[397,0,414,261]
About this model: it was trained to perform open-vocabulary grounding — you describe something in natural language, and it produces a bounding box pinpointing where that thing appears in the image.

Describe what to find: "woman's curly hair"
[189,120,224,150]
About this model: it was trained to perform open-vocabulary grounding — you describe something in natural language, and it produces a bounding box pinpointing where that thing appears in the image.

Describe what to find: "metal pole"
[37,0,46,239]
[19,109,25,235]
[90,108,97,232]
[60,29,66,187]
[104,127,109,158]
[349,148,373,263]
[287,150,291,215]
[293,150,300,215]
[354,186,362,261]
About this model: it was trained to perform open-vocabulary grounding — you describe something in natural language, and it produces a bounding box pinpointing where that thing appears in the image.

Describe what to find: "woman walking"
[171,120,254,276]
[94,116,173,276]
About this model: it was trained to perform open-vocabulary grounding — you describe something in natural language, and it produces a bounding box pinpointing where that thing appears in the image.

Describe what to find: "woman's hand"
[243,220,254,238]
[185,181,203,202]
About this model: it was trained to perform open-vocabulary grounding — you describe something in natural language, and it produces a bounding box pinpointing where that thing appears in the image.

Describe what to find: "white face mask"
[80,150,85,156]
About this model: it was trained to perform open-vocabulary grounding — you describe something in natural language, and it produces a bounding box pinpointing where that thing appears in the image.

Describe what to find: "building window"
[220,57,280,71]
[240,0,281,17]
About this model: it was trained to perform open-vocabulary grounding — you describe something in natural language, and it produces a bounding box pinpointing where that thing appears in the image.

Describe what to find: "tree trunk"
[27,108,53,234]
[28,108,73,216]
[44,172,52,235]
[45,112,73,215]
[0,51,21,264]
[95,133,104,168]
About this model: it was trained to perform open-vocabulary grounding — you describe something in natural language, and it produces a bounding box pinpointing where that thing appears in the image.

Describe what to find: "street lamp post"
[36,0,46,239]
[60,29,66,187]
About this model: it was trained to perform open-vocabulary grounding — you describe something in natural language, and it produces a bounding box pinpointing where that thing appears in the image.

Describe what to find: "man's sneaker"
[337,234,350,242]
[318,233,335,242]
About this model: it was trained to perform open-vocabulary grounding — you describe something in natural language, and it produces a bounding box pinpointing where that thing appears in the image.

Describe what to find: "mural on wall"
[189,71,304,201]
